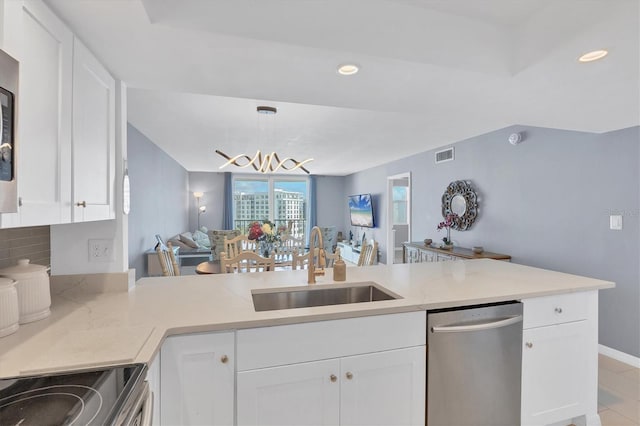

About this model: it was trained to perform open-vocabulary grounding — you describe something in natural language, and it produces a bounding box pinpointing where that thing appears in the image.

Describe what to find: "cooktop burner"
[0,364,145,426]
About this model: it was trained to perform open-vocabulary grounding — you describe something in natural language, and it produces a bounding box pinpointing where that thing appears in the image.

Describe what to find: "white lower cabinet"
[236,311,426,426]
[522,321,588,425]
[146,353,161,426]
[160,331,234,426]
[237,358,340,425]
[237,347,425,426]
[340,347,425,426]
[521,291,599,426]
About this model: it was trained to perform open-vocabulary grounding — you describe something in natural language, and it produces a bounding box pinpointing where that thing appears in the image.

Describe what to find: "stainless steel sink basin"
[252,282,401,312]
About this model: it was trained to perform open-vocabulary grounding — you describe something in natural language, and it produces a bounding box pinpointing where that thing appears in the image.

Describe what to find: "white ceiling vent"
[435,147,454,164]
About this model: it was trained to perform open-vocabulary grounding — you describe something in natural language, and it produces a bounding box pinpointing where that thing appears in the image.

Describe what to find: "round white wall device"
[508,132,522,145]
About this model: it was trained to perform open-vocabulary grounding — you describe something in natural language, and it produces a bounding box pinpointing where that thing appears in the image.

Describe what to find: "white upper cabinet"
[0,0,72,227]
[72,38,115,222]
[0,0,116,227]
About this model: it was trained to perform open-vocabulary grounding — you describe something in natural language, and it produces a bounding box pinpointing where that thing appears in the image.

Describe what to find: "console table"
[403,242,510,263]
[336,242,379,265]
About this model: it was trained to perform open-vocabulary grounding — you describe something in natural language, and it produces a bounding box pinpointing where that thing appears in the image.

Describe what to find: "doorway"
[386,173,411,264]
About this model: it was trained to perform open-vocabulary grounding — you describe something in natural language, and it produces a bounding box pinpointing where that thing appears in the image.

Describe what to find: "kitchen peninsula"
[0,260,613,426]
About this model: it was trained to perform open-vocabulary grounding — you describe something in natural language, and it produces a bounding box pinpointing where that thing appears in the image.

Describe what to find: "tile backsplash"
[0,226,50,269]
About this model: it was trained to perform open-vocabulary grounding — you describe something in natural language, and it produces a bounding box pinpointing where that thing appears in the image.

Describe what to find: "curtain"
[223,172,233,229]
[308,175,317,238]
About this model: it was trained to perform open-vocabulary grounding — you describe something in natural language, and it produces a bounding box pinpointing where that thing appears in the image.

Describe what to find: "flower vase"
[261,241,274,258]
[443,228,453,249]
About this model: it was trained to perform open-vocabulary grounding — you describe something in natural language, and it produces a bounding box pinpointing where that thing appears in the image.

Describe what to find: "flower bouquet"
[247,220,285,256]
[437,213,458,249]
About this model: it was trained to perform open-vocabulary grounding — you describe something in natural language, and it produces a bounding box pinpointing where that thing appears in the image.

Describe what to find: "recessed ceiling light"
[337,64,359,75]
[578,49,608,63]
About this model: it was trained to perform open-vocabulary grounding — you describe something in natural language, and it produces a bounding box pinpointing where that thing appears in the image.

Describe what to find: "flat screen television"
[348,193,375,228]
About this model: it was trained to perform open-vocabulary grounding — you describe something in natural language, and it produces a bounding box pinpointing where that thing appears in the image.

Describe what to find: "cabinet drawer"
[523,292,588,329]
[237,311,426,371]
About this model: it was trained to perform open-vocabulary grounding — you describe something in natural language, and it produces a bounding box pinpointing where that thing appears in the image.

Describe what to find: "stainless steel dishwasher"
[427,302,523,426]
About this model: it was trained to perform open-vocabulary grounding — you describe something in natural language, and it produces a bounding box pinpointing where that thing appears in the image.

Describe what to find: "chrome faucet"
[308,226,326,284]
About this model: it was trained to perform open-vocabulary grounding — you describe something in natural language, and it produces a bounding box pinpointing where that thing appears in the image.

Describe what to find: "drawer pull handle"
[555,307,563,314]
[330,374,337,383]
[526,342,533,349]
[76,201,87,208]
[220,355,229,364]
[346,372,353,380]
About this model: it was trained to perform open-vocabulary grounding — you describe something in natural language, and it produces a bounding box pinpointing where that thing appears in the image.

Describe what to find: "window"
[233,176,309,237]
[393,186,408,224]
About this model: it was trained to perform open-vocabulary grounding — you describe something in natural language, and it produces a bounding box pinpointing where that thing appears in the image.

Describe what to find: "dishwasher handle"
[430,315,522,333]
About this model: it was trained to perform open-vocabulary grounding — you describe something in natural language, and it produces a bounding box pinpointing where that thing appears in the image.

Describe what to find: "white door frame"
[386,172,411,265]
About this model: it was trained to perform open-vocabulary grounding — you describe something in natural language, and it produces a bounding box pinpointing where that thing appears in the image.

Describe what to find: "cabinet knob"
[76,201,87,208]
[554,307,563,314]
[220,355,229,364]
[346,372,353,380]
[330,374,337,383]
[526,342,533,349]
[18,197,22,207]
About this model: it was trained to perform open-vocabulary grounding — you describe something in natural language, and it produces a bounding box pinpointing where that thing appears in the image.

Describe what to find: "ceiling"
[46,0,639,176]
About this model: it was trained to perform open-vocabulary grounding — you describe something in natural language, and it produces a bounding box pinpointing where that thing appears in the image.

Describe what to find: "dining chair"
[357,239,378,266]
[220,251,275,273]
[291,247,340,270]
[156,242,180,276]
[207,229,240,260]
[275,235,305,266]
[224,235,258,258]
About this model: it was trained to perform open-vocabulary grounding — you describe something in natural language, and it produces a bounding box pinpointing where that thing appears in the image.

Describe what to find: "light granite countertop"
[0,259,614,378]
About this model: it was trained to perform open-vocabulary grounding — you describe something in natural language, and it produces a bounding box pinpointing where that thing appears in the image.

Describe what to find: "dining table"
[196,254,297,275]
[195,260,222,274]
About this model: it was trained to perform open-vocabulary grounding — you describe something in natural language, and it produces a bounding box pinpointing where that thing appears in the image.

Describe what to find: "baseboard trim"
[599,344,640,368]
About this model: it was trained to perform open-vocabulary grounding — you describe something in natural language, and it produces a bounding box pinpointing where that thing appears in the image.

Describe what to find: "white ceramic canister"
[0,277,19,337]
[0,259,51,324]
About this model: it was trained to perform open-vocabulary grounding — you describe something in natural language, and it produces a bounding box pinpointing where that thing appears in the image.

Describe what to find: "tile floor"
[599,354,640,426]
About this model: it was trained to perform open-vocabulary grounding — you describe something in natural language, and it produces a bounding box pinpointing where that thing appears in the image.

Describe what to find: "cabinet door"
[0,0,72,227]
[160,331,234,426]
[146,353,161,426]
[237,359,340,426]
[521,321,588,425]
[72,38,115,222]
[405,246,418,263]
[340,346,426,426]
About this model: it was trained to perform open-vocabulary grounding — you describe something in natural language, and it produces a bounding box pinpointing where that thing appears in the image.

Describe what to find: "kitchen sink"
[251,282,401,312]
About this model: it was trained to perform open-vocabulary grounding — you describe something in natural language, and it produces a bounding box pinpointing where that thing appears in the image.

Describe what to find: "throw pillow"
[168,235,191,250]
[192,230,211,248]
[179,232,199,248]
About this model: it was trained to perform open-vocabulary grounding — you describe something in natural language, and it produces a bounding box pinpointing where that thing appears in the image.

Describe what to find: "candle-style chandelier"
[215,106,313,174]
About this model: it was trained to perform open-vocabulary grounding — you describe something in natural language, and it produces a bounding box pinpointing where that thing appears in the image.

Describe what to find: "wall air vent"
[435,147,454,164]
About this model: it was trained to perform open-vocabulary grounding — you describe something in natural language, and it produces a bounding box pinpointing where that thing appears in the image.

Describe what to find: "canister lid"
[0,277,16,288]
[0,259,49,275]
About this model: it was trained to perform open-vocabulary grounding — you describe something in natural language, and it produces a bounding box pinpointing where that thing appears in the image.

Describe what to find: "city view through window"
[233,178,308,237]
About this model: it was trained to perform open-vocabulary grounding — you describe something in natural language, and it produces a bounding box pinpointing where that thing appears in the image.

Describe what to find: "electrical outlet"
[89,239,115,262]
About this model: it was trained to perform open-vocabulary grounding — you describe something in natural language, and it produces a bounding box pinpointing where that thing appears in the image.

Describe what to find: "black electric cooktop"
[0,364,145,426]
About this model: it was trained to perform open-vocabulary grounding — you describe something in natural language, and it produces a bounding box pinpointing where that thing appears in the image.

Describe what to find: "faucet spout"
[308,226,326,284]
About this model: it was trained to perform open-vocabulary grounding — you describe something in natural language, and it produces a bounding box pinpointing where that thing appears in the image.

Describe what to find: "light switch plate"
[609,215,623,230]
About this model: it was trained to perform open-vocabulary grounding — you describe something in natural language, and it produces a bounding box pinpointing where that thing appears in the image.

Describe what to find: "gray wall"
[344,125,640,358]
[316,176,346,232]
[188,172,225,231]
[128,124,189,279]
